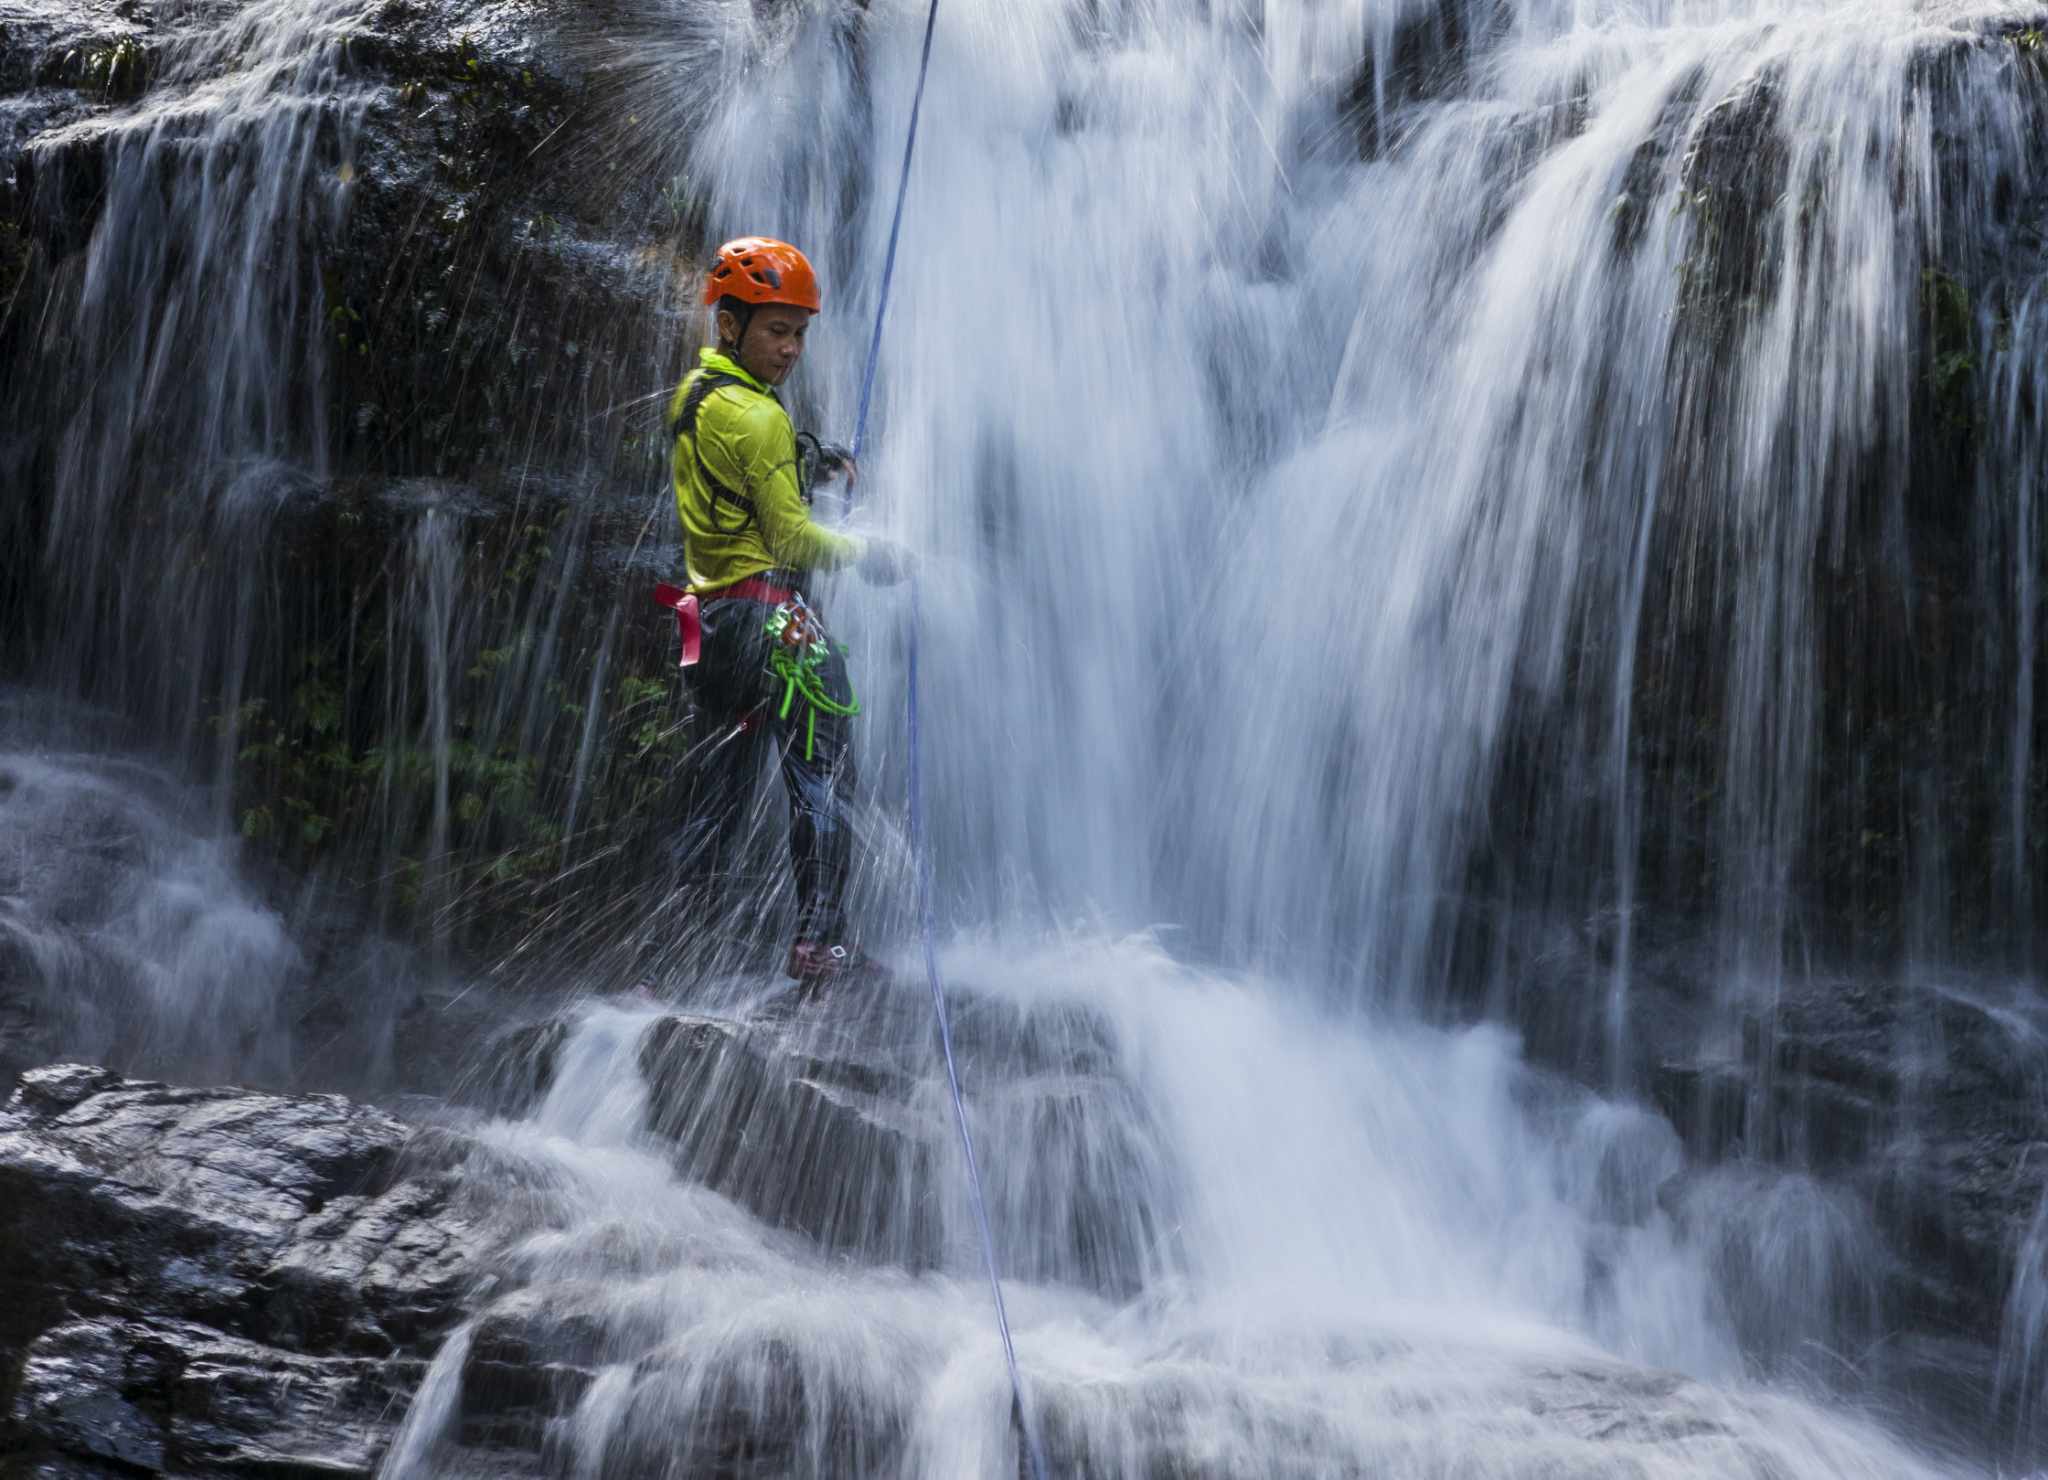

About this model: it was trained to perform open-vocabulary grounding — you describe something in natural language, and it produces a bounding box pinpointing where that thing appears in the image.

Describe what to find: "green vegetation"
[212,503,696,924]
[64,36,149,100]
[660,176,694,235]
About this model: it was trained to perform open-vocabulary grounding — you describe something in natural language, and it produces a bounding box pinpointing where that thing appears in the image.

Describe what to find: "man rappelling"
[665,235,909,989]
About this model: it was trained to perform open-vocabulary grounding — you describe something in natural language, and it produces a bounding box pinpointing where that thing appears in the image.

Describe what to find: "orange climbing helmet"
[702,237,822,311]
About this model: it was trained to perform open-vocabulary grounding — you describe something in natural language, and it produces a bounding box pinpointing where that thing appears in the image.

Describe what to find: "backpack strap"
[670,370,766,533]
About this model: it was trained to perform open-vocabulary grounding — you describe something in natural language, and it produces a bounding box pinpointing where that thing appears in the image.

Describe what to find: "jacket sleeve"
[718,396,864,572]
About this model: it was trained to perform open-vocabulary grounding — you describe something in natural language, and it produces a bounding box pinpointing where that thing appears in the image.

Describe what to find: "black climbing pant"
[675,592,858,943]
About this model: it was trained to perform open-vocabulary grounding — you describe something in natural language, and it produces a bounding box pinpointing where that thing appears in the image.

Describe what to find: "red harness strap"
[651,583,701,667]
[699,574,797,607]
[653,574,804,669]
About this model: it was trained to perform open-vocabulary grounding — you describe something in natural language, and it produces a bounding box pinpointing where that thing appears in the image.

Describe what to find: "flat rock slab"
[0,1063,488,1477]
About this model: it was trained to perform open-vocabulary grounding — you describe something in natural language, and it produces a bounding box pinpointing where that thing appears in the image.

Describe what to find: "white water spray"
[417,0,2046,1466]
[7,0,2042,1468]
[400,940,1981,1474]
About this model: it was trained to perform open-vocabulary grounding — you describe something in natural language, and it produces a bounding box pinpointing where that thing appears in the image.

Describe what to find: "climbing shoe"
[786,940,890,990]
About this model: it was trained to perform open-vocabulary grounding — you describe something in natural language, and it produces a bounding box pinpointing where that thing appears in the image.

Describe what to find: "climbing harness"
[850,0,1052,1475]
[763,595,859,762]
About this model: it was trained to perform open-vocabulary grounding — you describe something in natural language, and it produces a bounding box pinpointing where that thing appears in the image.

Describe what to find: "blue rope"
[907,584,1051,1480]
[849,3,1050,1475]
[849,0,941,463]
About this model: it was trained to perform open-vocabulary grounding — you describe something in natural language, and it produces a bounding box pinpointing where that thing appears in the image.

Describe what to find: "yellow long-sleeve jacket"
[669,348,863,593]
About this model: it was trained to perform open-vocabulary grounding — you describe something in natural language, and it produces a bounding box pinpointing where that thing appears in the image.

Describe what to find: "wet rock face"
[1452,898,2048,1448]
[1641,967,2048,1349]
[0,1064,486,1477]
[634,989,1184,1296]
[1490,914,2048,1446]
[0,0,702,957]
[308,990,1190,1476]
[638,1007,945,1268]
[321,0,667,480]
[2,0,673,485]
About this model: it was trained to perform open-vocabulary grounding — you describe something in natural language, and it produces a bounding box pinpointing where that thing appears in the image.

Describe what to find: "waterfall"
[8,0,2048,1469]
[25,0,369,735]
[420,941,1978,1475]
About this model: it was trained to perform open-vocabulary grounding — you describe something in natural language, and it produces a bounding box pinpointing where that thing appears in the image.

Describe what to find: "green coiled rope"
[765,606,859,762]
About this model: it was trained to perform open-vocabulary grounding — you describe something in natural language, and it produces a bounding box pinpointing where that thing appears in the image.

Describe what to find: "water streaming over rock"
[388,947,1985,1475]
[24,0,370,734]
[8,0,2048,1470]
[0,687,484,1094]
[0,704,299,1083]
[396,0,2048,1464]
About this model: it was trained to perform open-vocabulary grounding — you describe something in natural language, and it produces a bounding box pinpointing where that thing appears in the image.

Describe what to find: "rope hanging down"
[850,0,939,463]
[848,2,1051,1475]
[908,583,1050,1480]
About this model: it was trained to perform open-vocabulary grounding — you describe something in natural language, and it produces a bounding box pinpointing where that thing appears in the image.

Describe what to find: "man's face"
[721,304,813,386]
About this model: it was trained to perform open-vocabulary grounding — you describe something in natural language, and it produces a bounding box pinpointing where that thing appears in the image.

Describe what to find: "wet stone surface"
[0,1064,490,1477]
[1647,969,2048,1346]
[629,987,1183,1295]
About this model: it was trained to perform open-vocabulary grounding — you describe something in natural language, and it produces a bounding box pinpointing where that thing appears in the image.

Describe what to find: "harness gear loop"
[763,596,859,762]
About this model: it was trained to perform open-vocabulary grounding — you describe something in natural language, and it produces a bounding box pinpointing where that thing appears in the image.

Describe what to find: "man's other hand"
[857,537,914,586]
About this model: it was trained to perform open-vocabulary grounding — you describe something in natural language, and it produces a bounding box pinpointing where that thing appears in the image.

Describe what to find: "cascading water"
[0,685,467,1093]
[7,0,2048,1470]
[360,0,2048,1469]
[390,943,1981,1474]
[26,0,370,738]
[1978,278,2047,936]
[0,696,300,1084]
[607,0,2048,1001]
